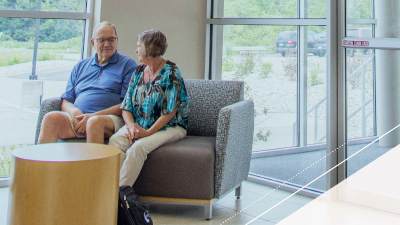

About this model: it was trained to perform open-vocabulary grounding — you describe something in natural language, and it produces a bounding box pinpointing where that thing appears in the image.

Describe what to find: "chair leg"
[204,201,213,220]
[235,185,241,200]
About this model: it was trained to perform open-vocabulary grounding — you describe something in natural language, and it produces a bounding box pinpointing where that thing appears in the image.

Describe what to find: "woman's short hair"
[138,29,168,57]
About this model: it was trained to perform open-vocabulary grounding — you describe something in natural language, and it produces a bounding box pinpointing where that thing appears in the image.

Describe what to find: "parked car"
[276,31,327,57]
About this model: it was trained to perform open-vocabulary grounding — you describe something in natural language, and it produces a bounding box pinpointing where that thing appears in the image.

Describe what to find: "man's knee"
[86,115,107,131]
[43,111,66,124]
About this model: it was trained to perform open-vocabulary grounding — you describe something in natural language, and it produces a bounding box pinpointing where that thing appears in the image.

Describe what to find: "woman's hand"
[134,126,151,139]
[125,123,149,143]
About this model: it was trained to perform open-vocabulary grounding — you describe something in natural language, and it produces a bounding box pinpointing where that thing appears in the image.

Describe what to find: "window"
[0,0,92,180]
[207,0,329,192]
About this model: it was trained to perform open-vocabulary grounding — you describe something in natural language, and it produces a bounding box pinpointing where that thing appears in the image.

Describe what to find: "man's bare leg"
[86,115,115,144]
[38,111,77,144]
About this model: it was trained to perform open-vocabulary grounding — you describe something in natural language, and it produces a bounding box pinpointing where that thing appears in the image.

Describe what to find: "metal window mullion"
[205,0,213,79]
[372,0,377,136]
[336,0,347,184]
[83,0,94,58]
[0,10,89,20]
[207,18,326,26]
[299,0,308,147]
[346,18,376,25]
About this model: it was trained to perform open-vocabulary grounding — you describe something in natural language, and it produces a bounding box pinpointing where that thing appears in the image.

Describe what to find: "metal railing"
[292,55,375,146]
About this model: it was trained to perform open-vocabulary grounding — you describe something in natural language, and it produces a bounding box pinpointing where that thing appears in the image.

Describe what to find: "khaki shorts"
[63,112,124,138]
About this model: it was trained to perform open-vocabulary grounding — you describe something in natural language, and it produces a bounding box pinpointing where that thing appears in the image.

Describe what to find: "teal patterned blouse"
[121,61,189,130]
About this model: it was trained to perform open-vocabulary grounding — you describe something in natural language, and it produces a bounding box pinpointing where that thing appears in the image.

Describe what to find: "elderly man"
[38,21,136,144]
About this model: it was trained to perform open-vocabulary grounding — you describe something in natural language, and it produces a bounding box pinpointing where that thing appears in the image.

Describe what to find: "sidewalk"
[0,60,72,146]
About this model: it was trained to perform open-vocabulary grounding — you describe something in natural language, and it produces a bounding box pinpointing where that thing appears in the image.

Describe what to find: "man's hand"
[71,108,83,118]
[74,113,93,135]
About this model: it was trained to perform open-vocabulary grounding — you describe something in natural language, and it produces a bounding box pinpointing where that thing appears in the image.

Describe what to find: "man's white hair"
[92,21,118,38]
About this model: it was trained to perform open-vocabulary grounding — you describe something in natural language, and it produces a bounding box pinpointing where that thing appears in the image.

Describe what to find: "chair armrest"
[214,100,254,198]
[34,97,62,144]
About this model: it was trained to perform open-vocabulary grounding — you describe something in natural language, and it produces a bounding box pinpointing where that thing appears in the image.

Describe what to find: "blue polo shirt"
[61,52,137,113]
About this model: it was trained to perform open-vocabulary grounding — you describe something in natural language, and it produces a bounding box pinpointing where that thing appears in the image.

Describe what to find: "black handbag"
[118,186,153,225]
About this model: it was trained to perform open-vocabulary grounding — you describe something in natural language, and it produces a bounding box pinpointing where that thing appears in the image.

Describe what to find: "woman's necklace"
[144,60,164,83]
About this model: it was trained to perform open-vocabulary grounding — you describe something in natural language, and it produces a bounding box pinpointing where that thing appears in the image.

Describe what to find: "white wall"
[94,0,206,79]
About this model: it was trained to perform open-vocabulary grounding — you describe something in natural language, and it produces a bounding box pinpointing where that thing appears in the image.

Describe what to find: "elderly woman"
[109,29,189,187]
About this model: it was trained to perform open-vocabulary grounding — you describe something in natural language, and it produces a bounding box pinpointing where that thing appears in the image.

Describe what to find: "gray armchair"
[35,79,254,219]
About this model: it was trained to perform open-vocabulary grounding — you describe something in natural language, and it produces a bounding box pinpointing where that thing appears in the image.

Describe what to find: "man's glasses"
[95,37,117,44]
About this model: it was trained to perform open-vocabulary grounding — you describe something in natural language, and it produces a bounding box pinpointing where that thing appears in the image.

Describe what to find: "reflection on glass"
[0,17,85,178]
[307,27,327,145]
[346,24,373,38]
[0,18,34,76]
[306,0,327,18]
[346,49,400,176]
[37,19,84,82]
[346,50,375,140]
[214,0,297,18]
[0,0,86,12]
[346,0,373,19]
[220,25,298,150]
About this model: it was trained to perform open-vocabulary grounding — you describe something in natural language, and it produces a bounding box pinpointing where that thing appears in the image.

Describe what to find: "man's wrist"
[71,109,82,117]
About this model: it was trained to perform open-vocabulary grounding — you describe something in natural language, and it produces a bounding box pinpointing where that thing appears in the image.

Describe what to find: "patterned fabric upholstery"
[184,80,244,136]
[215,100,254,198]
[34,97,62,144]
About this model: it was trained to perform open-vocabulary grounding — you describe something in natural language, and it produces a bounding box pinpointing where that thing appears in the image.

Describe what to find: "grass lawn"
[0,146,12,178]
[0,37,81,68]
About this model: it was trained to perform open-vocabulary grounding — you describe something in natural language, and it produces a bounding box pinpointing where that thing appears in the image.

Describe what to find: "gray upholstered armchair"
[35,79,254,219]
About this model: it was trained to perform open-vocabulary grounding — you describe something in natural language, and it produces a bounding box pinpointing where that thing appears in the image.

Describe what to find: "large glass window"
[220,25,298,150]
[0,0,86,11]
[343,0,400,178]
[0,0,91,179]
[207,0,329,192]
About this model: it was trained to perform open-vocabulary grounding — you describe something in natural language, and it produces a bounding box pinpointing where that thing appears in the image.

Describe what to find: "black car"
[276,31,326,57]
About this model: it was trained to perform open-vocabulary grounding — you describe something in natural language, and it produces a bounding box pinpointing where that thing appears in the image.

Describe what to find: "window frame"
[0,0,94,79]
[205,0,337,192]
[205,0,329,152]
[0,0,94,187]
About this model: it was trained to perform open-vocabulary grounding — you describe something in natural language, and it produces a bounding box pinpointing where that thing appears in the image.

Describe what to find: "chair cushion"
[134,136,216,199]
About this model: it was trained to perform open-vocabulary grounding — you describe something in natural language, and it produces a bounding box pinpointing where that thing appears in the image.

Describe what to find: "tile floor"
[0,181,312,225]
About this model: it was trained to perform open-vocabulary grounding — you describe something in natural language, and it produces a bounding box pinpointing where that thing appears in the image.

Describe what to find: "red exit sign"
[342,40,370,47]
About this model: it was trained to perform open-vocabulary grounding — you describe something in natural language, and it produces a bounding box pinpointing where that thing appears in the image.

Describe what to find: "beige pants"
[109,125,187,186]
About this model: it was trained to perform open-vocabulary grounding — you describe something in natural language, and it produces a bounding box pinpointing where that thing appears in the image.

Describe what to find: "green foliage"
[0,54,29,67]
[222,56,235,72]
[282,58,297,81]
[0,0,85,12]
[244,82,254,100]
[0,144,18,177]
[309,64,323,86]
[256,130,271,142]
[347,0,372,19]
[259,62,272,79]
[38,52,60,61]
[0,36,80,67]
[0,0,84,43]
[224,0,297,18]
[234,54,255,78]
[9,56,22,65]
